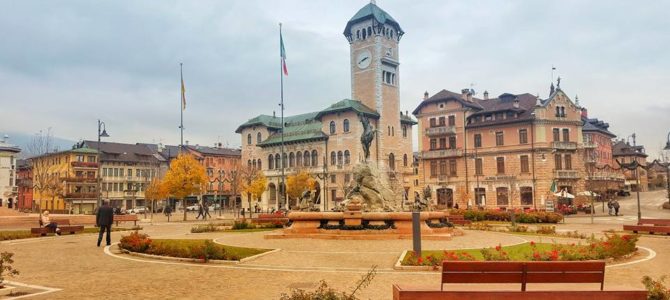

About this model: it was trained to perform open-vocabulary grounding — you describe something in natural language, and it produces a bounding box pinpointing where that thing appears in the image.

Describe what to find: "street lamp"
[314,155,330,212]
[620,133,641,222]
[663,131,670,206]
[96,119,109,210]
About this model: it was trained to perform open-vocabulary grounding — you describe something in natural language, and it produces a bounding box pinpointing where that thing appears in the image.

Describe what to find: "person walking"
[204,203,212,219]
[613,200,620,216]
[96,200,114,247]
[196,203,204,220]
[40,210,61,236]
[607,199,614,215]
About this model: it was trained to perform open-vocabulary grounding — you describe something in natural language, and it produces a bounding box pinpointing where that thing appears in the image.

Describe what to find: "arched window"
[392,126,394,136]
[389,153,395,170]
[257,159,261,170]
[356,30,360,40]
[304,150,310,167]
[311,150,318,166]
[252,159,257,169]
[344,150,350,165]
[282,153,287,168]
[388,126,391,136]
[403,154,408,167]
[296,151,302,167]
[329,121,336,134]
[268,154,274,170]
[367,27,371,37]
[289,152,295,167]
[402,125,407,137]
[275,154,280,169]
[362,29,366,39]
[337,151,343,165]
[247,160,252,169]
[330,151,336,165]
[257,132,262,143]
[247,134,252,145]
[343,119,350,132]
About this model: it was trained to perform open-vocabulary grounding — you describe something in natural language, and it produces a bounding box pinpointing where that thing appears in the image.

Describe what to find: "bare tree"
[26,129,55,212]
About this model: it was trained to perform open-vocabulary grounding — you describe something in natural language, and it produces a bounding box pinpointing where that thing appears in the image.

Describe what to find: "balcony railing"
[71,161,99,168]
[65,192,97,199]
[585,156,597,164]
[64,177,97,183]
[551,141,578,150]
[588,172,625,181]
[583,141,597,149]
[421,149,463,159]
[554,170,580,179]
[425,126,456,136]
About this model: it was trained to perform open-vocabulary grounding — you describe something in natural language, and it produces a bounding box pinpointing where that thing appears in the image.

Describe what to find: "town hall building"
[237,2,416,211]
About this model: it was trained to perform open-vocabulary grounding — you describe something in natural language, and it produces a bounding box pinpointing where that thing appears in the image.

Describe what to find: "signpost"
[546,200,555,212]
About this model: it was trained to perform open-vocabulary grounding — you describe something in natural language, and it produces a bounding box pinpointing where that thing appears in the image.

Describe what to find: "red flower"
[417,257,423,264]
[495,245,502,251]
[530,241,536,247]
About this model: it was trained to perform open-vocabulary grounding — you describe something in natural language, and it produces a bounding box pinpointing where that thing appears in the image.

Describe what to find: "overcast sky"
[1,0,669,158]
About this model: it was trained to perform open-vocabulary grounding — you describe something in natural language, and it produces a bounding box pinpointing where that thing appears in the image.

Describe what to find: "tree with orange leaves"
[145,178,169,220]
[286,170,316,206]
[162,153,208,221]
[241,169,267,217]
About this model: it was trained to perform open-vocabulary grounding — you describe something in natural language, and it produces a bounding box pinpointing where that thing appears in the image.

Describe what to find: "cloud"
[0,0,669,157]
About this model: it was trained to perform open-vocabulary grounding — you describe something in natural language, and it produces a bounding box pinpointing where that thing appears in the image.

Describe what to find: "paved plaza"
[1,191,669,299]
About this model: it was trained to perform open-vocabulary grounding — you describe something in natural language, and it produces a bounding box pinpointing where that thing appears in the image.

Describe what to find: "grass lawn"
[401,242,555,265]
[149,239,270,260]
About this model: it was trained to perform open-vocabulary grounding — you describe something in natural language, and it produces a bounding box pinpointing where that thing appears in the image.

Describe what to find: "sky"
[1,0,669,158]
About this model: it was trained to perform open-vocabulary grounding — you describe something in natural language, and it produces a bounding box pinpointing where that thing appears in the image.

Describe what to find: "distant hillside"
[3,131,76,158]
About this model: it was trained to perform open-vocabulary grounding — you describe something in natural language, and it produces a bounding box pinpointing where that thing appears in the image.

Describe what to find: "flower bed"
[118,232,269,262]
[401,233,638,267]
[450,209,563,223]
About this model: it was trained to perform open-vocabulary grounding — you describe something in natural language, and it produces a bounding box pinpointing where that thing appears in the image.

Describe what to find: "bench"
[31,219,84,236]
[623,218,670,235]
[393,261,647,300]
[446,214,471,225]
[113,214,138,226]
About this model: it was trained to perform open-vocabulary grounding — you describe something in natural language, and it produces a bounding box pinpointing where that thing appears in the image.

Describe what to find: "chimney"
[423,91,429,100]
[218,142,223,148]
[461,88,469,99]
[581,108,588,118]
[513,99,520,109]
[273,111,276,118]
[483,90,489,100]
[406,110,409,116]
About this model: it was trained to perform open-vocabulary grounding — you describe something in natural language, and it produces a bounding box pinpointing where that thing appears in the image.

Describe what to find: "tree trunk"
[183,199,187,221]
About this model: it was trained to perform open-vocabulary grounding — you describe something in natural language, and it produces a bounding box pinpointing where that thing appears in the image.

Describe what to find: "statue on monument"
[359,114,375,161]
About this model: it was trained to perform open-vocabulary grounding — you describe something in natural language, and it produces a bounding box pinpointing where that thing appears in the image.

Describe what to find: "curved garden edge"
[392,246,656,271]
[118,244,281,264]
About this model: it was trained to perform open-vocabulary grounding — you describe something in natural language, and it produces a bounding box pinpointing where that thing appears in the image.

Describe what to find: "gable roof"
[612,140,648,158]
[412,89,483,115]
[84,141,160,164]
[186,145,241,157]
[582,117,616,138]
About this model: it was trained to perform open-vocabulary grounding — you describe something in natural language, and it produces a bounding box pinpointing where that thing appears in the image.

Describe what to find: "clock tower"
[344,2,407,168]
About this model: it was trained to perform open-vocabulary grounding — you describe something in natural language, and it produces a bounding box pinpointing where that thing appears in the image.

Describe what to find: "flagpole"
[279,22,287,210]
[180,62,184,153]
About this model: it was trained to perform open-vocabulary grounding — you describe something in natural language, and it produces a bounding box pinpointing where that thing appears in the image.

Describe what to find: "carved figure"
[359,114,375,161]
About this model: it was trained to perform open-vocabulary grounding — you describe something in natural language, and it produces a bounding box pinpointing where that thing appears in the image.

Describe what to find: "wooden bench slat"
[623,225,670,234]
[525,261,605,271]
[393,285,647,300]
[526,273,604,283]
[443,273,524,283]
[638,218,670,226]
[443,261,524,272]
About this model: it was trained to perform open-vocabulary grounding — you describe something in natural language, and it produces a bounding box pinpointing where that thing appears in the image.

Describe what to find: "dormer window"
[329,121,336,134]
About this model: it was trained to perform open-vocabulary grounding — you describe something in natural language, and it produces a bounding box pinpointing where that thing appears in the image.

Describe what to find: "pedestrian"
[204,203,212,219]
[165,205,172,219]
[40,210,61,236]
[96,200,114,247]
[613,200,620,216]
[240,208,245,219]
[607,200,613,215]
[196,203,204,219]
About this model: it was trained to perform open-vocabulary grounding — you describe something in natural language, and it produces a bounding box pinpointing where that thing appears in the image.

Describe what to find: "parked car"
[185,204,200,211]
[127,206,147,214]
[618,188,631,197]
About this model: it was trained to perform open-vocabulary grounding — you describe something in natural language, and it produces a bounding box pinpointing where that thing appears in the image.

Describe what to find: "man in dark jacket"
[96,200,114,247]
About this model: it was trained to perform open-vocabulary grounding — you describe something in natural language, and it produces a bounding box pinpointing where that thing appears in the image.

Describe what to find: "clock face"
[356,50,372,69]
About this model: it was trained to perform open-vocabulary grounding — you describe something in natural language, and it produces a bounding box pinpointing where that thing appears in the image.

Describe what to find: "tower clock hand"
[358,57,369,64]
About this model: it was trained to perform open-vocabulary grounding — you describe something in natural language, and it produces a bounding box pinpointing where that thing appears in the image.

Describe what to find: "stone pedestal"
[343,211,362,226]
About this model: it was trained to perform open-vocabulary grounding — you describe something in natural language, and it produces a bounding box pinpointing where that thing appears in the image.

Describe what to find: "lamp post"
[96,120,109,210]
[663,131,670,206]
[314,156,329,212]
[217,170,224,216]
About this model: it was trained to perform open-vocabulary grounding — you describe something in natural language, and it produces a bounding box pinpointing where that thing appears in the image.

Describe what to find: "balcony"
[584,156,597,164]
[583,141,597,149]
[551,141,577,150]
[425,126,456,136]
[71,161,99,169]
[554,170,580,179]
[421,148,462,159]
[64,177,97,183]
[588,172,625,182]
[65,192,97,199]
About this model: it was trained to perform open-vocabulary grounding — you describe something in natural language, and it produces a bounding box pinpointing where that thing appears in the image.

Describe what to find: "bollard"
[412,210,421,256]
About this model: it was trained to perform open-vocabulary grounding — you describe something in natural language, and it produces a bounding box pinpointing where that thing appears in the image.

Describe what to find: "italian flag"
[280,31,288,76]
